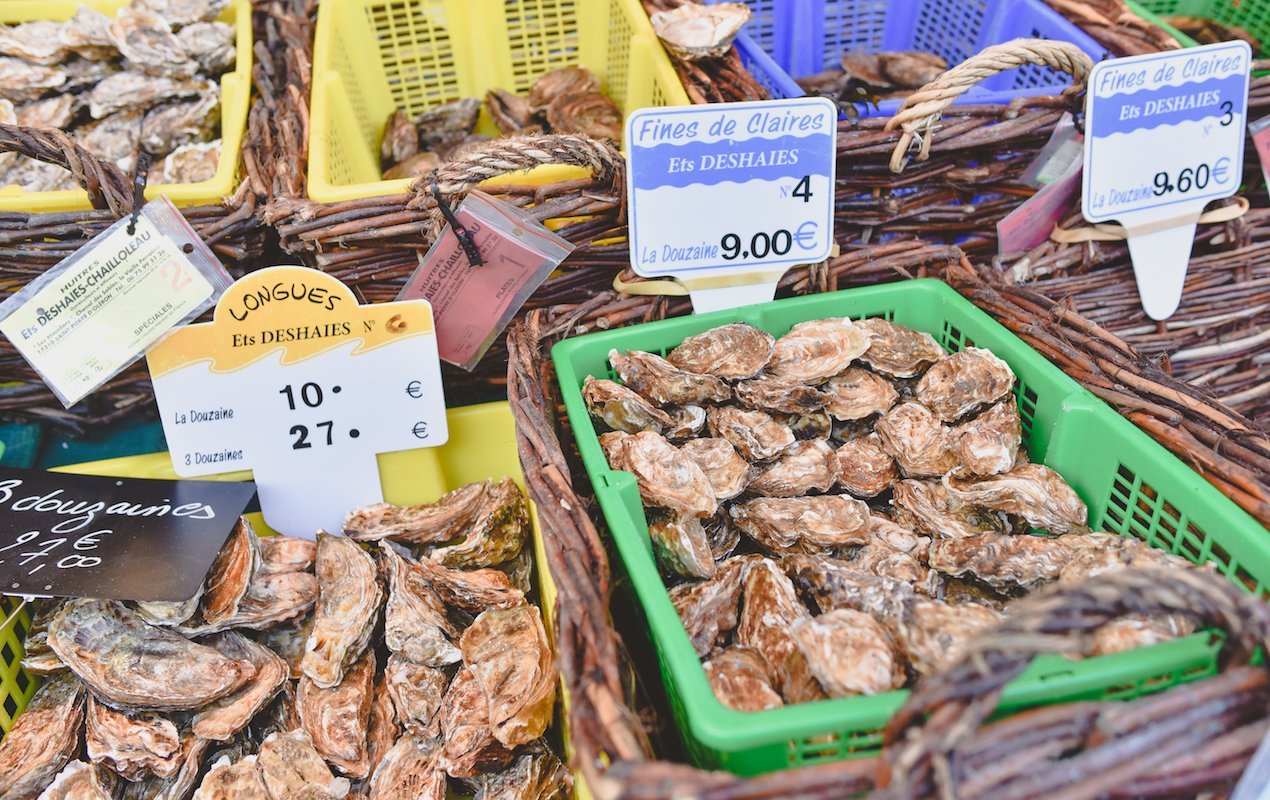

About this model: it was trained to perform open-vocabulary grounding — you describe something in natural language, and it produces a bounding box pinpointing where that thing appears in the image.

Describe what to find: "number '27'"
[291,421,334,449]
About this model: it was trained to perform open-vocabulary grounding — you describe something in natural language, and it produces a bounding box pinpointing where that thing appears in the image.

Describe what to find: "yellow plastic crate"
[0,0,253,213]
[308,0,690,203]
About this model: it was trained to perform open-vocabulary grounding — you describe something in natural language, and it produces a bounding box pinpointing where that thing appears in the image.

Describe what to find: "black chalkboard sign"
[0,467,256,602]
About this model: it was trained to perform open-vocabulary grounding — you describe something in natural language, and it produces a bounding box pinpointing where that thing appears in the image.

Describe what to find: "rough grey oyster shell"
[35,760,115,799]
[943,463,1088,535]
[0,57,67,102]
[191,754,268,798]
[892,478,1011,541]
[930,530,1109,590]
[416,97,481,150]
[430,476,529,569]
[668,322,774,379]
[154,139,221,184]
[856,318,945,378]
[385,654,448,737]
[468,740,571,800]
[60,7,115,59]
[916,346,1015,422]
[16,94,77,130]
[781,553,913,621]
[78,108,144,174]
[765,317,873,384]
[0,672,85,799]
[108,7,199,77]
[140,90,220,156]
[176,21,236,74]
[731,495,871,554]
[670,555,754,657]
[257,729,351,799]
[0,21,68,66]
[85,697,182,780]
[344,480,487,545]
[136,0,231,26]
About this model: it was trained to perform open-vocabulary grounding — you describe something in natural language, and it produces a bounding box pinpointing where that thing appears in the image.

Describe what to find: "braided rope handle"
[0,123,134,216]
[884,39,1095,174]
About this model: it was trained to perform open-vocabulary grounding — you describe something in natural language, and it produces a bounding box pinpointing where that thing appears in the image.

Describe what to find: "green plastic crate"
[1133,0,1268,55]
[1125,0,1202,47]
[552,279,1270,775]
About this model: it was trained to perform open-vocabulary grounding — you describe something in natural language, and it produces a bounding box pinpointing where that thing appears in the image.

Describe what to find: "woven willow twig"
[0,123,135,217]
[1043,0,1184,56]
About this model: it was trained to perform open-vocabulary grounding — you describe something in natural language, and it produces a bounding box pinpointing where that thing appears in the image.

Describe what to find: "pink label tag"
[998,156,1084,255]
[1251,115,1270,196]
[399,191,574,371]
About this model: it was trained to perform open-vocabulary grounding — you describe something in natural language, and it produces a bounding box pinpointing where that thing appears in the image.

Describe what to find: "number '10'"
[280,382,323,410]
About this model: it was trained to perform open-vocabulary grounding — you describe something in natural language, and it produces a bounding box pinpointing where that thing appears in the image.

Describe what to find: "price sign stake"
[1083,41,1251,320]
[625,98,838,313]
[147,267,448,538]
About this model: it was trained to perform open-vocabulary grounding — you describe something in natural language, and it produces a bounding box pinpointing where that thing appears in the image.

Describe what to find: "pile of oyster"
[0,0,233,192]
[0,477,571,800]
[584,317,1201,711]
[380,65,622,181]
[798,51,948,111]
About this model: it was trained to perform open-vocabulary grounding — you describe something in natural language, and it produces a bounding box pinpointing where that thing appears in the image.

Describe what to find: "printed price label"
[625,98,837,312]
[1083,42,1251,319]
[147,267,448,538]
[1251,114,1270,198]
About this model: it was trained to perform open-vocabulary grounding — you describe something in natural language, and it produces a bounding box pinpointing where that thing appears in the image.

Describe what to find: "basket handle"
[884,38,1095,174]
[0,123,135,217]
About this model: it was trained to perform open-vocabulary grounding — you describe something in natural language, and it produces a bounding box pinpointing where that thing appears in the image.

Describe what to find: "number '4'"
[792,175,812,203]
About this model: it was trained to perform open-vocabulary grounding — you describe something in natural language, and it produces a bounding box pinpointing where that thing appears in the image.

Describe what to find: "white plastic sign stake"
[625,98,838,312]
[146,266,448,539]
[1083,41,1251,320]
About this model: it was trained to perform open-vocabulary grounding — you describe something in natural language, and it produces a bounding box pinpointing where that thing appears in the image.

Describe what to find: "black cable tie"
[127,152,154,236]
[430,175,484,267]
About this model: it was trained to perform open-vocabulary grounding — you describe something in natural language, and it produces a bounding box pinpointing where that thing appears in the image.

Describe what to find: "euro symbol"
[405,381,422,399]
[1213,157,1231,185]
[412,421,429,439]
[793,221,819,251]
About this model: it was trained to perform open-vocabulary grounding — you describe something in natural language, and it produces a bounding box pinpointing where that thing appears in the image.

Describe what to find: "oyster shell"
[89,72,207,119]
[60,57,116,94]
[650,2,750,60]
[856,318,945,378]
[879,51,948,88]
[60,8,114,59]
[897,601,1002,675]
[413,555,526,614]
[258,534,317,575]
[670,555,753,657]
[704,646,782,712]
[666,404,707,440]
[670,323,774,380]
[344,480,487,545]
[301,533,383,689]
[20,600,67,675]
[0,57,67,102]
[0,21,68,66]
[0,673,84,799]
[734,378,827,414]
[133,587,203,627]
[951,397,1021,476]
[545,92,622,143]
[832,433,898,497]
[875,402,956,478]
[782,554,912,621]
[470,740,572,800]
[765,318,873,385]
[416,97,481,150]
[892,478,1010,540]
[224,566,318,632]
[1087,615,1193,656]
[439,667,514,779]
[494,546,535,595]
[136,0,230,26]
[385,655,448,737]
[747,439,835,497]
[847,538,930,589]
[48,599,252,712]
[368,735,445,800]
[431,477,529,569]
[3,157,80,192]
[943,464,1089,535]
[791,609,905,696]
[192,755,268,798]
[85,698,181,780]
[140,91,219,156]
[460,605,557,748]
[78,109,143,173]
[610,349,731,406]
[258,729,352,798]
[731,495,871,554]
[780,647,829,705]
[381,109,418,167]
[485,88,537,135]
[203,517,261,626]
[677,438,750,501]
[603,431,717,517]
[193,632,288,742]
[298,650,376,778]
[36,760,114,800]
[584,376,674,434]
[381,546,460,667]
[647,508,717,579]
[1059,533,1199,584]
[822,368,898,421]
[706,406,794,462]
[737,558,807,675]
[176,21,236,74]
[528,66,600,112]
[786,410,832,440]
[930,531,1106,590]
[16,95,77,130]
[383,151,442,181]
[108,7,198,77]
[916,347,1015,422]
[705,513,740,562]
[119,736,208,800]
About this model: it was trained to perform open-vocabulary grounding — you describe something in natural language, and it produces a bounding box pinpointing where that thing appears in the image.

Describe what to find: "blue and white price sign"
[625,98,837,312]
[1083,41,1250,319]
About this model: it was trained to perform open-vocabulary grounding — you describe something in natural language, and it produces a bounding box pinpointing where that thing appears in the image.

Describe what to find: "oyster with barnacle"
[528,66,600,112]
[856,318,945,377]
[706,406,794,462]
[766,318,873,384]
[791,609,905,696]
[944,463,1088,535]
[832,433,898,497]
[822,367,898,420]
[650,2,750,60]
[916,347,1015,422]
[704,647,782,711]
[731,495,871,554]
[610,349,731,406]
[648,508,717,579]
[602,431,718,517]
[748,439,835,498]
[669,322,774,379]
[875,402,957,477]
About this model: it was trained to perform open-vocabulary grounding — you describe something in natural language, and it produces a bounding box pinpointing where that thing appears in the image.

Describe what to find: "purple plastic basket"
[714,0,1108,117]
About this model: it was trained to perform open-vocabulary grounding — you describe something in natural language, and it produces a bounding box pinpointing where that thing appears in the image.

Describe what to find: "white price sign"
[625,98,837,312]
[147,267,448,538]
[1083,41,1251,319]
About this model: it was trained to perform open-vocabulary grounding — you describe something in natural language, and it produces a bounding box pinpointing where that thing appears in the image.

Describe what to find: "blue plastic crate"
[712,0,1109,117]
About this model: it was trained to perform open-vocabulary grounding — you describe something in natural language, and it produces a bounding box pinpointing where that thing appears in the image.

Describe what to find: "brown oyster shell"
[344,480,488,545]
[85,698,181,780]
[704,646,783,712]
[135,0,230,26]
[650,2,750,60]
[678,438,750,501]
[669,323,775,380]
[257,729,351,799]
[930,531,1108,590]
[780,647,829,705]
[60,7,114,58]
[460,604,557,748]
[847,539,931,589]
[781,554,913,621]
[897,601,1002,675]
[0,57,67,103]
[154,139,221,183]
[546,92,623,143]
[584,376,674,434]
[385,655,448,737]
[20,600,67,675]
[192,754,268,798]
[416,97,481,150]
[176,21,236,75]
[916,347,1015,422]
[875,402,957,477]
[39,760,115,799]
[856,318,945,378]
[666,404,707,440]
[469,740,572,800]
[383,151,442,181]
[734,378,827,414]
[603,430,717,517]
[89,71,208,119]
[119,735,208,800]
[1059,534,1201,585]
[1087,615,1194,657]
[203,517,260,626]
[258,535,317,575]
[705,513,741,562]
[892,478,1011,540]
[0,21,68,66]
[0,673,84,798]
[747,439,835,497]
[368,735,445,800]
[366,671,401,778]
[706,406,794,462]
[951,397,1021,476]
[943,464,1088,535]
[528,66,600,111]
[485,88,537,135]
[647,508,717,580]
[822,367,899,421]
[765,318,873,384]
[832,433,899,497]
[790,609,905,697]
[413,555,526,613]
[108,7,198,77]
[381,546,460,668]
[731,495,871,554]
[670,555,754,657]
[298,649,376,778]
[78,108,143,174]
[439,667,514,779]
[431,477,529,569]
[879,51,948,88]
[381,109,418,167]
[140,91,220,156]
[16,95,76,130]
[192,632,288,742]
[737,558,807,675]
[301,532,383,689]
[610,349,731,406]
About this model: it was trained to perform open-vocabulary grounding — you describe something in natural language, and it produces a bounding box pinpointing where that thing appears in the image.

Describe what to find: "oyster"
[856,318,945,378]
[897,601,1002,675]
[666,404,707,439]
[193,632,288,741]
[603,431,717,517]
[21,600,67,675]
[228,567,318,631]
[16,95,77,130]
[485,88,537,135]
[119,736,208,800]
[0,673,84,800]
[134,586,203,627]
[747,439,835,497]
[822,368,898,421]
[0,21,67,66]
[782,554,912,621]
[650,2,750,60]
[257,729,351,799]
[89,72,207,119]
[583,376,674,434]
[431,477,529,569]
[780,648,829,705]
[787,410,832,441]
[678,438,750,501]
[176,21,236,75]
[494,546,535,595]
[383,152,442,181]
[944,464,1089,535]
[460,605,557,748]
[892,478,1010,540]
[381,109,418,167]
[0,57,67,102]
[916,347,1015,422]
[951,397,1021,476]
[734,378,827,414]
[868,517,932,560]
[670,556,752,656]
[832,433,898,497]
[192,755,268,798]
[36,761,114,800]
[60,8,114,58]
[85,698,181,780]
[385,655,448,736]
[140,91,220,156]
[258,535,317,575]
[703,647,782,712]
[470,741,572,800]
[416,97,481,150]
[706,406,794,462]
[78,109,143,173]
[647,508,717,579]
[610,349,731,406]
[136,0,230,26]
[528,66,600,111]
[298,650,376,778]
[203,517,261,626]
[1087,616,1193,656]
[344,480,487,545]
[875,402,957,477]
[546,92,622,142]
[737,558,807,675]
[108,7,198,77]
[413,556,526,614]
[48,599,251,712]
[670,323,774,380]
[368,735,445,800]
[847,539,930,588]
[929,531,1105,591]
[791,609,904,697]
[1059,534,1199,584]
[439,667,514,779]
[765,318,873,384]
[301,532,383,689]
[879,51,948,88]
[381,546,460,667]
[705,513,740,562]
[3,157,80,192]
[731,495,871,554]
[60,57,116,94]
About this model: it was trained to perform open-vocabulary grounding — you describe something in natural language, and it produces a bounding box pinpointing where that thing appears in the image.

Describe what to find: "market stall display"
[1136,0,1269,55]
